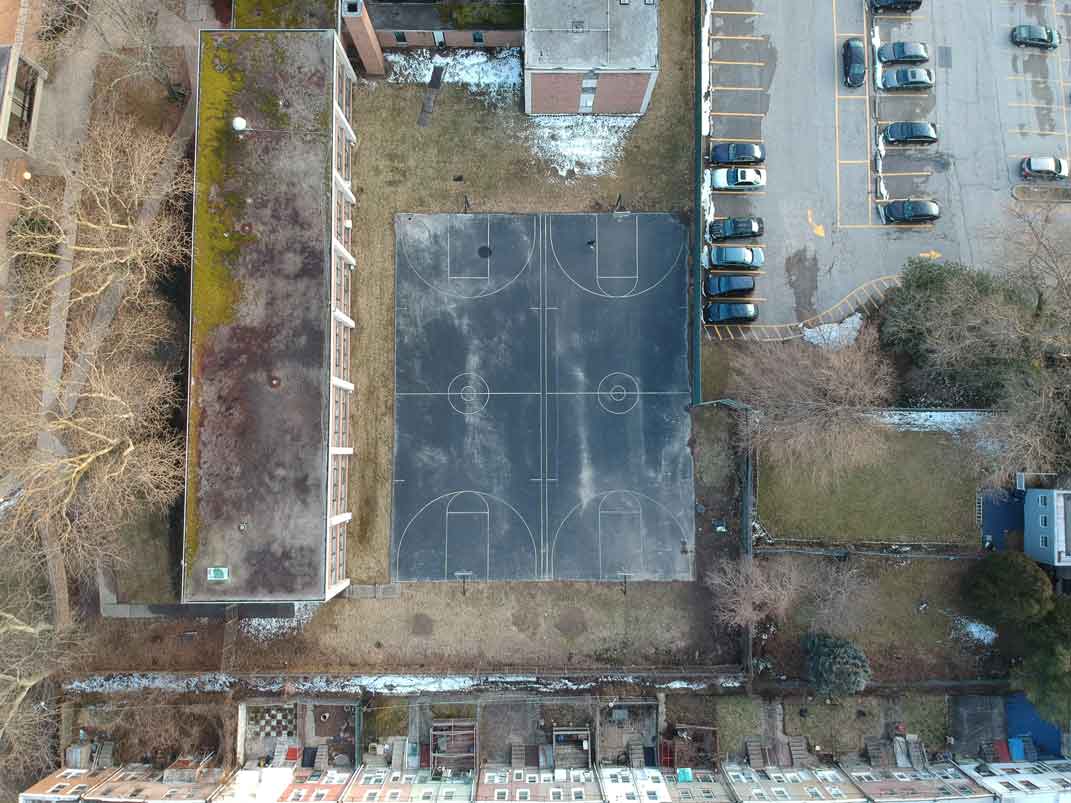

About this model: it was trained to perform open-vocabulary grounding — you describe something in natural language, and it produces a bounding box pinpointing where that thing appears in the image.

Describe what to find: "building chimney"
[341,0,386,76]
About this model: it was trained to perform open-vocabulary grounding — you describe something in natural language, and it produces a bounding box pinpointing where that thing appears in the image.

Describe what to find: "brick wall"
[592,72,654,114]
[528,72,583,114]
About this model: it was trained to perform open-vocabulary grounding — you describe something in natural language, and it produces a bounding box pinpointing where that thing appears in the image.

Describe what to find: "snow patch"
[871,410,987,433]
[951,617,997,646]
[384,48,521,105]
[802,313,863,350]
[239,602,318,642]
[527,115,638,178]
[65,672,734,695]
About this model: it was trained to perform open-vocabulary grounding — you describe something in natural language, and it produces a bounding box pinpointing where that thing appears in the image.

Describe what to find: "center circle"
[597,372,640,415]
[447,372,490,416]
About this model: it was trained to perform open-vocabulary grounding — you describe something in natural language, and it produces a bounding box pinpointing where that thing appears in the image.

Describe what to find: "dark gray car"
[709,246,765,269]
[704,274,756,298]
[703,302,758,325]
[880,67,934,90]
[883,121,938,144]
[877,41,929,64]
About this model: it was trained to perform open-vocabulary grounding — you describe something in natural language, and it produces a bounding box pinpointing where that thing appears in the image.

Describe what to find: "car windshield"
[1031,158,1056,171]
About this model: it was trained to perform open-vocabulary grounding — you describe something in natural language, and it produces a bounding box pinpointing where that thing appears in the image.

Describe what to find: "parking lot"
[704,0,1071,332]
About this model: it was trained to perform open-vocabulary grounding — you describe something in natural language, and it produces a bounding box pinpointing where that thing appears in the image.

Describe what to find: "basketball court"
[391,212,694,582]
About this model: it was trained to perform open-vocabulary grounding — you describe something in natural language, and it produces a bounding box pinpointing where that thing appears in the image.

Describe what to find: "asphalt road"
[705,0,1071,328]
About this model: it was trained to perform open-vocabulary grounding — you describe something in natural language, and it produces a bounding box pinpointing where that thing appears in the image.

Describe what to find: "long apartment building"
[181,27,357,603]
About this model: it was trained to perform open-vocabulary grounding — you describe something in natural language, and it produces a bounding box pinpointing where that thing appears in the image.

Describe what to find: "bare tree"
[0,557,86,797]
[37,0,185,98]
[0,344,184,575]
[998,203,1071,338]
[705,556,807,630]
[809,561,875,638]
[729,327,895,487]
[88,694,226,763]
[1,111,191,328]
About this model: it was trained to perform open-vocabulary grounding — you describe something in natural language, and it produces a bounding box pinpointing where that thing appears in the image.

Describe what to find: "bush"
[804,633,872,696]
[965,552,1053,626]
[1015,645,1071,724]
[879,259,1033,407]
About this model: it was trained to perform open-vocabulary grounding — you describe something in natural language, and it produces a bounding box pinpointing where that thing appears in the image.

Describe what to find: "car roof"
[1016,24,1048,35]
[845,38,864,51]
[716,246,751,255]
[1027,156,1059,168]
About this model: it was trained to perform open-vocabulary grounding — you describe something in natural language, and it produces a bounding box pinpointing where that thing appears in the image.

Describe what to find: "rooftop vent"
[231,116,247,132]
[571,20,585,33]
[207,567,229,582]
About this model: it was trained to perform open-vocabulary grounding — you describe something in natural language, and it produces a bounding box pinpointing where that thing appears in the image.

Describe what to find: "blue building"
[1024,489,1071,567]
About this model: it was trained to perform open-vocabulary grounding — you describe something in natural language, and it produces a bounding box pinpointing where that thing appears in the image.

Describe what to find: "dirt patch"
[345,0,695,586]
[81,619,224,673]
[411,612,435,637]
[554,607,588,640]
[91,49,189,134]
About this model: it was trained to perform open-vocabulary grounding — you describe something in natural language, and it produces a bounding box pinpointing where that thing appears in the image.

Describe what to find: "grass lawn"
[896,693,949,749]
[757,431,979,544]
[701,343,732,401]
[346,0,695,583]
[713,696,763,760]
[783,696,881,756]
[113,509,177,604]
[760,557,982,683]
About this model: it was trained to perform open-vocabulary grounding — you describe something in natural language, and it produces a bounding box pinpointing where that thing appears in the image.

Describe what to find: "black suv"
[883,121,938,145]
[842,39,866,87]
[703,303,758,325]
[707,217,764,241]
[871,0,921,11]
[709,142,766,165]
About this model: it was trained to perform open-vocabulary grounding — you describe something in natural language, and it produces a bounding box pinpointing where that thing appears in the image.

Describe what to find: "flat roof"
[233,0,338,28]
[367,2,524,31]
[523,0,659,72]
[184,29,336,603]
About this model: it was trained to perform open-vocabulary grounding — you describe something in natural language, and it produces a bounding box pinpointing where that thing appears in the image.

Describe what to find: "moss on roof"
[439,2,524,30]
[186,33,247,575]
[233,0,338,28]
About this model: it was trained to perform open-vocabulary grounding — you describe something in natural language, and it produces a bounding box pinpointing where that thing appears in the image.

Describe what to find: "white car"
[710,167,767,190]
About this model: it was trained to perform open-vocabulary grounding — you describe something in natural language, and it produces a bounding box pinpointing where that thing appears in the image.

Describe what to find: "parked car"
[877,41,929,64]
[881,199,941,224]
[871,0,922,11]
[703,302,759,325]
[707,216,764,241]
[1020,156,1069,180]
[709,245,765,269]
[842,38,866,87]
[1011,24,1061,50]
[704,274,756,298]
[880,67,935,91]
[710,142,766,165]
[710,167,766,190]
[883,121,938,144]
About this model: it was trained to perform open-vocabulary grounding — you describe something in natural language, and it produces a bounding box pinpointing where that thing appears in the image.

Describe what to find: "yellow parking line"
[712,86,765,92]
[833,0,841,226]
[838,33,865,38]
[713,9,764,14]
[1009,129,1066,135]
[862,10,874,226]
[710,59,766,66]
[709,191,767,196]
[710,137,765,142]
[839,159,869,165]
[1008,75,1058,82]
[711,34,766,41]
[710,111,765,117]
[881,171,932,177]
[837,95,868,100]
[876,14,926,21]
[1010,102,1062,109]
